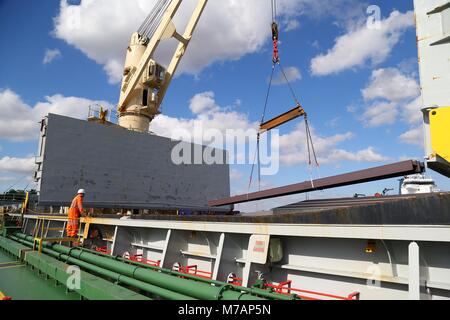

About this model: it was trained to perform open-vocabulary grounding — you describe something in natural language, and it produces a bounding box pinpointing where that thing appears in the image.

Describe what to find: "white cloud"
[52,0,365,83]
[272,66,302,85]
[359,102,398,127]
[277,122,389,165]
[356,67,424,144]
[0,156,36,174]
[43,49,62,64]
[325,117,340,128]
[347,105,358,113]
[0,89,41,141]
[311,10,414,76]
[356,68,422,130]
[362,68,420,102]
[398,155,420,162]
[150,93,259,144]
[1,86,390,180]
[310,40,320,49]
[399,126,423,147]
[399,97,425,146]
[52,0,272,83]
[0,89,112,141]
[327,147,391,163]
[401,96,423,125]
[188,91,219,114]
[284,19,300,32]
[150,91,390,166]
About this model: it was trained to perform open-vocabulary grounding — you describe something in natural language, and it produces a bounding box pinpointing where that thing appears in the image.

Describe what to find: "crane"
[116,0,313,133]
[117,0,208,132]
[112,0,449,205]
[116,0,319,189]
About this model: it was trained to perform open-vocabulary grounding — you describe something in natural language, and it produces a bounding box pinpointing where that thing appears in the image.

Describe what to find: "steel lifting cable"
[248,0,278,193]
[138,0,164,35]
[248,142,258,193]
[251,0,277,192]
[248,0,319,193]
[271,0,277,23]
[248,65,275,193]
[138,0,164,34]
[305,117,319,188]
[305,118,319,168]
[279,61,320,185]
[2,174,29,194]
[142,0,169,38]
[270,2,318,173]
[271,7,320,176]
[144,0,171,38]
[143,0,169,34]
[138,0,172,39]
[279,62,300,106]
[260,65,276,124]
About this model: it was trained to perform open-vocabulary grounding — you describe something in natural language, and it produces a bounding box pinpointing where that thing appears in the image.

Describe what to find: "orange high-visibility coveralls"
[67,194,83,237]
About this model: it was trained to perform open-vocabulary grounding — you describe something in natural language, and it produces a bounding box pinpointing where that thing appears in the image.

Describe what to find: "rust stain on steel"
[209,160,425,207]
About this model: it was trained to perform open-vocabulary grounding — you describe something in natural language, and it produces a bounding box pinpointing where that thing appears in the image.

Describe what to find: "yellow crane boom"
[117,0,208,132]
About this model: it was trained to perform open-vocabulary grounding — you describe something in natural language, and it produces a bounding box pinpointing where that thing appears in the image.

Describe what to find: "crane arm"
[118,0,182,113]
[158,0,208,105]
[117,0,208,114]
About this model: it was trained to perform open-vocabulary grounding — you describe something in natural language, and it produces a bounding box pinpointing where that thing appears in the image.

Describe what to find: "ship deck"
[17,192,450,226]
[127,192,450,225]
[0,250,79,300]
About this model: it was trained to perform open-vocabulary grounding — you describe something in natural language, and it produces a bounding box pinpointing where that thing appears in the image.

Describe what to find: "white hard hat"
[77,189,85,194]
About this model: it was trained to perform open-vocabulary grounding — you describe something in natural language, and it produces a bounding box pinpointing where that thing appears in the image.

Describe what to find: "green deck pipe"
[43,238,298,300]
[9,235,194,300]
[114,256,299,300]
[13,232,297,300]
[13,233,264,300]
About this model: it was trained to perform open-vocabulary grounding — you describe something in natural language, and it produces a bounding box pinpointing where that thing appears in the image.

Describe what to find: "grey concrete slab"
[35,114,230,210]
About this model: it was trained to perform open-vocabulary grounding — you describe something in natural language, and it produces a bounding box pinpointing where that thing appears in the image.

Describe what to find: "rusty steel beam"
[208,160,425,207]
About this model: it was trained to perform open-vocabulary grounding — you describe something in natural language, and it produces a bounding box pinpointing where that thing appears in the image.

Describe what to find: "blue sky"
[0,0,448,211]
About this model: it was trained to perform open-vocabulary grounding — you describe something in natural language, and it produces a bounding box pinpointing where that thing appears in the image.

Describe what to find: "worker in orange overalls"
[66,189,86,243]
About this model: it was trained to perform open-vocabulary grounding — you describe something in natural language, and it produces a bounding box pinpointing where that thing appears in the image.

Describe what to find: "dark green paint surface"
[0,250,79,300]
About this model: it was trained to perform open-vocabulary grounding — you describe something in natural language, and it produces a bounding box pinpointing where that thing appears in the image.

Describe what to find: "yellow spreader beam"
[259,104,306,133]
